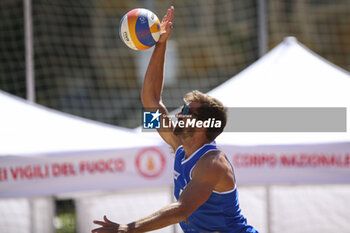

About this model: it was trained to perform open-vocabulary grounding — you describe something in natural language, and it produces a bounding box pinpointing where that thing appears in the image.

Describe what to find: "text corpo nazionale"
[233,153,350,168]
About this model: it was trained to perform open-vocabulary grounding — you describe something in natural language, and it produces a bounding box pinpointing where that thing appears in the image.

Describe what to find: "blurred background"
[1,0,350,233]
[2,0,349,127]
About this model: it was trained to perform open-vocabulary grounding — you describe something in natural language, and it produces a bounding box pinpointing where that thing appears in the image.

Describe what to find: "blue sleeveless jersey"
[174,143,258,233]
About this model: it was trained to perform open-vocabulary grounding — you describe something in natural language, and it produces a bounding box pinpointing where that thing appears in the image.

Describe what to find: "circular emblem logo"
[135,148,166,178]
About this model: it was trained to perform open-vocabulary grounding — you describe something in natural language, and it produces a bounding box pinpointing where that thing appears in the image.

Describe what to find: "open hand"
[158,6,174,43]
[92,216,128,233]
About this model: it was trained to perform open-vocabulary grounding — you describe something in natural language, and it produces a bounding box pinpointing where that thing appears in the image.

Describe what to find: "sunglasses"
[181,103,199,117]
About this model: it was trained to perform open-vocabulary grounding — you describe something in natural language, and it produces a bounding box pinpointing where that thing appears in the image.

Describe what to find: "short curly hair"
[183,90,227,141]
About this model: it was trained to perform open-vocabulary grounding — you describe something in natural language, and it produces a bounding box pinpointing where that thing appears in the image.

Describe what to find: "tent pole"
[266,185,272,233]
[24,0,35,102]
[29,197,56,233]
[29,198,35,233]
[257,0,268,57]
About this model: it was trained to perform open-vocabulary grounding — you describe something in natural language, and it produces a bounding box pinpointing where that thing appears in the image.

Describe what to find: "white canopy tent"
[0,91,172,233]
[204,37,350,185]
[0,91,171,198]
[0,91,162,156]
[211,37,350,146]
[200,38,350,233]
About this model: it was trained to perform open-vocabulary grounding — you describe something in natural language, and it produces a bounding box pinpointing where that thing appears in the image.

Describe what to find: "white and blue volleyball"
[119,8,161,50]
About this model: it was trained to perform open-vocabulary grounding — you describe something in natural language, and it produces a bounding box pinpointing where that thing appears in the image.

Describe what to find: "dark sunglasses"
[181,103,199,117]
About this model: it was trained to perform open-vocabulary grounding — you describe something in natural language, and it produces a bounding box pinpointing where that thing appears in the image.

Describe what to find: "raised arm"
[141,6,179,151]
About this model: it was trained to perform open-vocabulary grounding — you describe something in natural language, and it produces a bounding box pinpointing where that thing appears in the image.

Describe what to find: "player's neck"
[182,135,211,159]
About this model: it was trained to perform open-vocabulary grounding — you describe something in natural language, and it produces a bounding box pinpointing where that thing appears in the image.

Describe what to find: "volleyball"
[119,8,161,50]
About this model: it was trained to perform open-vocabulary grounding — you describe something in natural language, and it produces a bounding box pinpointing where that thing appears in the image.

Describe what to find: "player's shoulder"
[192,150,228,181]
[202,149,226,161]
[196,149,227,170]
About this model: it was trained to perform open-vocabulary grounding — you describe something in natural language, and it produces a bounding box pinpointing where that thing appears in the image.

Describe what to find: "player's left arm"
[91,151,225,233]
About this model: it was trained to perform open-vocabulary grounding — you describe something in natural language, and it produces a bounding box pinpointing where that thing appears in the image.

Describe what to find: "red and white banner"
[1,142,350,198]
[221,142,350,184]
[0,146,172,198]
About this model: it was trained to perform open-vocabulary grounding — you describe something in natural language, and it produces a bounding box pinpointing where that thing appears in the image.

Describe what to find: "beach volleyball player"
[92,6,258,233]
